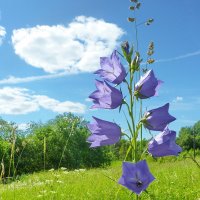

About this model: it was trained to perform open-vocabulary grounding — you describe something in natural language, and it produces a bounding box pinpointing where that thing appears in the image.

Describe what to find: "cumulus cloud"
[34,95,86,114]
[0,87,39,114]
[11,16,124,73]
[0,87,86,115]
[0,26,6,45]
[173,96,183,103]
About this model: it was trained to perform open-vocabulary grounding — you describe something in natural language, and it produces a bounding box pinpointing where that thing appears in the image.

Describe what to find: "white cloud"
[156,50,200,64]
[0,87,86,115]
[173,96,183,103]
[11,16,124,74]
[171,96,191,111]
[17,123,30,130]
[0,26,6,45]
[170,96,200,111]
[0,87,39,114]
[0,71,69,85]
[85,98,92,102]
[34,95,86,114]
[171,102,193,111]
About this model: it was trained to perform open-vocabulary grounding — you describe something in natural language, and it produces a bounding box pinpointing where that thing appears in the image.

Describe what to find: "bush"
[0,113,113,177]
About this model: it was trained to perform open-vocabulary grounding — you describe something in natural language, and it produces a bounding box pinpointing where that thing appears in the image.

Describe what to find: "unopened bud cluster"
[128,0,141,22]
[147,41,155,64]
[146,18,154,26]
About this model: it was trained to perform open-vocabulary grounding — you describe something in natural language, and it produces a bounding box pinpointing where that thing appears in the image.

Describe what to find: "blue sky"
[0,0,200,137]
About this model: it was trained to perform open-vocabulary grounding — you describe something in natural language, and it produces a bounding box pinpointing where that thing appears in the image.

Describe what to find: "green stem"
[140,98,143,155]
[58,120,76,169]
[129,65,136,162]
[43,136,46,171]
[13,144,26,179]
[8,128,16,178]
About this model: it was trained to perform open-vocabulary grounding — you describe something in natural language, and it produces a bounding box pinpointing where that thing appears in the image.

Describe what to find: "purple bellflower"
[148,127,182,157]
[94,50,126,85]
[118,160,155,195]
[142,103,176,131]
[87,117,121,148]
[134,70,162,99]
[89,80,123,109]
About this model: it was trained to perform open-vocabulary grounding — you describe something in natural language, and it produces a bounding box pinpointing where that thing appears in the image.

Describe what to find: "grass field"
[0,158,200,200]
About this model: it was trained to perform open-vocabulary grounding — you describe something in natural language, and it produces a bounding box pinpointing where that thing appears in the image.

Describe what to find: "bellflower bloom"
[94,50,126,85]
[134,70,162,99]
[87,117,121,148]
[118,160,155,195]
[89,80,123,109]
[142,103,176,131]
[148,127,182,157]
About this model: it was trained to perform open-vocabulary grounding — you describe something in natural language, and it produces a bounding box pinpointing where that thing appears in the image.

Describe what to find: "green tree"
[177,121,200,151]
[15,113,112,175]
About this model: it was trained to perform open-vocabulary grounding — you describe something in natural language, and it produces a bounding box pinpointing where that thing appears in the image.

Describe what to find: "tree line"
[0,113,199,180]
[0,113,112,179]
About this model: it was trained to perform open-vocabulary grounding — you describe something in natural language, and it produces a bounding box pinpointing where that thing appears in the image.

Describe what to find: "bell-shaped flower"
[142,103,176,131]
[94,50,126,85]
[89,80,123,109]
[87,117,121,148]
[134,70,162,99]
[148,127,182,157]
[118,160,155,195]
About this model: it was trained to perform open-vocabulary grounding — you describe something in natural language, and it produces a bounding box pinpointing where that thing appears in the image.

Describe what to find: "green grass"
[0,158,200,200]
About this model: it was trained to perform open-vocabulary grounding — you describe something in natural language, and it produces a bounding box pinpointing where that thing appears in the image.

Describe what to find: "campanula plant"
[118,160,155,195]
[134,69,162,99]
[94,50,126,85]
[89,80,123,109]
[87,0,182,199]
[87,117,121,148]
[148,127,182,157]
[141,103,176,131]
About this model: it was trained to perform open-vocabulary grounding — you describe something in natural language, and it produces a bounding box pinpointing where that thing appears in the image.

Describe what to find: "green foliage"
[177,121,200,151]
[0,114,112,177]
[0,159,199,199]
[1,115,200,178]
[111,138,148,161]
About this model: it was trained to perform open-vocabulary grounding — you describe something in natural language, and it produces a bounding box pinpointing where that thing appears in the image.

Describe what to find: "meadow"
[0,158,199,200]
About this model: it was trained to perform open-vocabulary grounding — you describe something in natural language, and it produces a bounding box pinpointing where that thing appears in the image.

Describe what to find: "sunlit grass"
[0,158,200,199]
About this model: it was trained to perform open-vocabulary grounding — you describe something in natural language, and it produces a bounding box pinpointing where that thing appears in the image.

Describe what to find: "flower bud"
[131,58,139,72]
[129,6,135,11]
[148,18,154,23]
[128,17,135,22]
[146,18,154,26]
[121,41,130,55]
[147,58,155,64]
[148,41,154,50]
[136,3,141,9]
[147,41,154,56]
[142,68,148,73]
